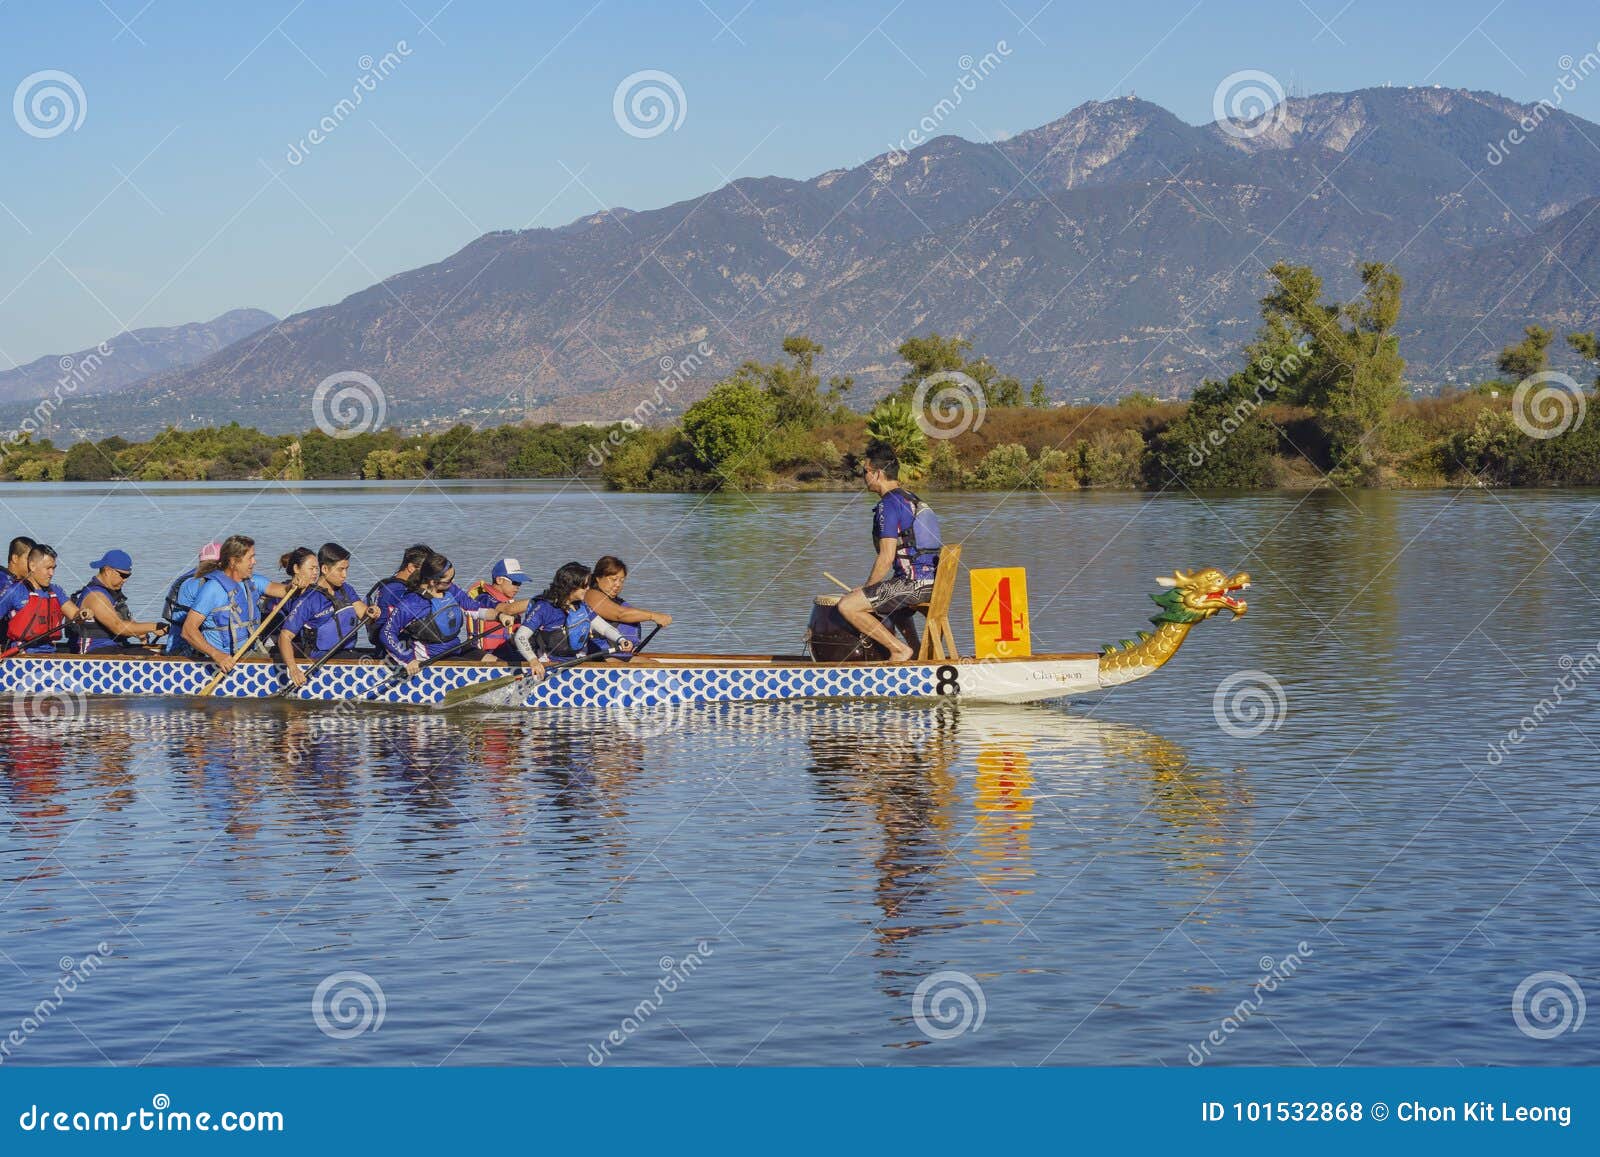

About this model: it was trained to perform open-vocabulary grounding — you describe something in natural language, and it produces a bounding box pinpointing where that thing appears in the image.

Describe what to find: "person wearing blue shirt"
[379,552,528,674]
[0,535,36,601]
[178,535,298,674]
[836,441,944,663]
[0,543,89,653]
[365,543,433,649]
[277,542,381,687]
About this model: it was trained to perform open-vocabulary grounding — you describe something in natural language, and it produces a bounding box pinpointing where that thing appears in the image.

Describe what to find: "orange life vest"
[466,581,512,648]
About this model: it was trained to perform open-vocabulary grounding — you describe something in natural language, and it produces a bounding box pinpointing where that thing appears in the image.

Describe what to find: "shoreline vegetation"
[9,262,1600,492]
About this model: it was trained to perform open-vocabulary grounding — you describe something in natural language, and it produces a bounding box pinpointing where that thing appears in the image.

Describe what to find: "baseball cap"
[90,549,133,573]
[491,558,530,583]
[198,542,222,562]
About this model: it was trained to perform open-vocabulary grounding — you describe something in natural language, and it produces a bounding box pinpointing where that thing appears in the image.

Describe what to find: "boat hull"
[0,652,1104,707]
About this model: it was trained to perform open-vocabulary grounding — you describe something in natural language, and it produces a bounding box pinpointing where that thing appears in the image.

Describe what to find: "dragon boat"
[0,568,1247,710]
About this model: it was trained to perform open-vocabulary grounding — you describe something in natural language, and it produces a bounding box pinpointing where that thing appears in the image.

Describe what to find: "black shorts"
[862,574,934,615]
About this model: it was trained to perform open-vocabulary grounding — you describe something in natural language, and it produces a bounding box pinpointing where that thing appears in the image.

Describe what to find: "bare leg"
[838,589,913,662]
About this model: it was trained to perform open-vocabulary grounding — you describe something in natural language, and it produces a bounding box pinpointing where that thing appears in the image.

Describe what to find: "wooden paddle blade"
[436,672,530,709]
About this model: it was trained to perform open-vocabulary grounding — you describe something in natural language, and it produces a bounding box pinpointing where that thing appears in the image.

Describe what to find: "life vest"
[365,576,408,646]
[5,584,65,649]
[878,488,942,580]
[296,584,362,658]
[400,595,464,645]
[467,582,512,648]
[69,577,133,651]
[199,573,261,653]
[527,598,593,657]
[163,567,198,623]
[611,597,641,646]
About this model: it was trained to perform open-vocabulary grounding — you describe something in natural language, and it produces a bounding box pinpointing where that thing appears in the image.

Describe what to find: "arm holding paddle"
[77,587,166,646]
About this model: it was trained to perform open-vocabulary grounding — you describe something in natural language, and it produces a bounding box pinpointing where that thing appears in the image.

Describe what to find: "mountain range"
[14,85,1600,441]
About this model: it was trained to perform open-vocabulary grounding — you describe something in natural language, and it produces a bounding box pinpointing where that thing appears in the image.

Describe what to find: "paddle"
[0,613,81,660]
[437,621,665,709]
[196,587,297,697]
[277,606,373,698]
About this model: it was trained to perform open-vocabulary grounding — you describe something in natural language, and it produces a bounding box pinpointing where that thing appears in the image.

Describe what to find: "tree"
[1568,331,1599,388]
[62,440,117,482]
[1258,261,1406,479]
[864,397,929,474]
[1153,375,1280,488]
[681,378,777,484]
[1028,378,1049,407]
[1498,325,1553,381]
[895,332,1024,408]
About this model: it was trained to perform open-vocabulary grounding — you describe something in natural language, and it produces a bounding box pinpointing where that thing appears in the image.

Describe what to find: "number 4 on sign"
[969,567,1031,659]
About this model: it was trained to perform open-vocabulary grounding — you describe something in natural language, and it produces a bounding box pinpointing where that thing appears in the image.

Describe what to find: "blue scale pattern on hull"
[0,656,939,707]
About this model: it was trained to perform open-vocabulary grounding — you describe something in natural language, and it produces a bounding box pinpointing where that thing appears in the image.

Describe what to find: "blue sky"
[2,0,1598,368]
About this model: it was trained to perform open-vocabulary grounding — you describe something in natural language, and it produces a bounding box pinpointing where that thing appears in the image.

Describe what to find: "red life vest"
[6,585,65,648]
[466,581,512,648]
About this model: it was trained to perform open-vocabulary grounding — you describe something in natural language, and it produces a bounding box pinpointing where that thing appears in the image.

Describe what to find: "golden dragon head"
[1150,567,1250,624]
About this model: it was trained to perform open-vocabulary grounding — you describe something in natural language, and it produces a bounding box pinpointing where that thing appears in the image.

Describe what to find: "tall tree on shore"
[895,333,1024,407]
[1497,325,1553,381]
[1259,261,1406,479]
[1567,331,1599,388]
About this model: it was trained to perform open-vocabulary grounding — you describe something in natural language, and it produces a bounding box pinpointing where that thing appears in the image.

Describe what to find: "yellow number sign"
[969,567,1031,658]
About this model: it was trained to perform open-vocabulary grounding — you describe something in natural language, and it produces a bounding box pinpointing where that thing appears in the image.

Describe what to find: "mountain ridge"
[25,85,1600,439]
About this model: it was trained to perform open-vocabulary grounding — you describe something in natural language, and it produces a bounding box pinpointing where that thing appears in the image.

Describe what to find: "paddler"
[67,549,168,652]
[379,552,536,676]
[0,536,36,598]
[0,544,91,654]
[277,542,380,687]
[366,543,433,648]
[583,555,671,650]
[163,541,222,654]
[178,535,302,674]
[835,442,943,663]
[521,562,633,659]
[465,558,532,661]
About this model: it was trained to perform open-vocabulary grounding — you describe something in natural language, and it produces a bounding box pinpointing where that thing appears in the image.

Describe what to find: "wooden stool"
[914,542,962,661]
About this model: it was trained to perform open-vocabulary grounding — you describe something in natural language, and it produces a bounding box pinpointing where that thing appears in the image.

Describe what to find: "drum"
[804,594,911,663]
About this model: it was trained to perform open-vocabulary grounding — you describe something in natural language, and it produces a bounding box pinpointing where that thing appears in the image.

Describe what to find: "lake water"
[1,481,1597,1066]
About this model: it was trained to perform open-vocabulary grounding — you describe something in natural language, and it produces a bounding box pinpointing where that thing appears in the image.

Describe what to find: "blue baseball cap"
[491,558,530,584]
[91,549,133,573]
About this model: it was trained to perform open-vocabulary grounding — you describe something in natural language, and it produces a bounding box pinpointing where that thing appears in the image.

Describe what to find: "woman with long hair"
[522,561,634,658]
[379,553,532,675]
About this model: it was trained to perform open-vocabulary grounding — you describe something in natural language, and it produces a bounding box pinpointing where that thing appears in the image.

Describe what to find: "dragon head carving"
[1150,567,1250,624]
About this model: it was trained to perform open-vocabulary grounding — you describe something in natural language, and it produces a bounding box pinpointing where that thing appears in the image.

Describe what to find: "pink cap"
[198,542,222,562]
